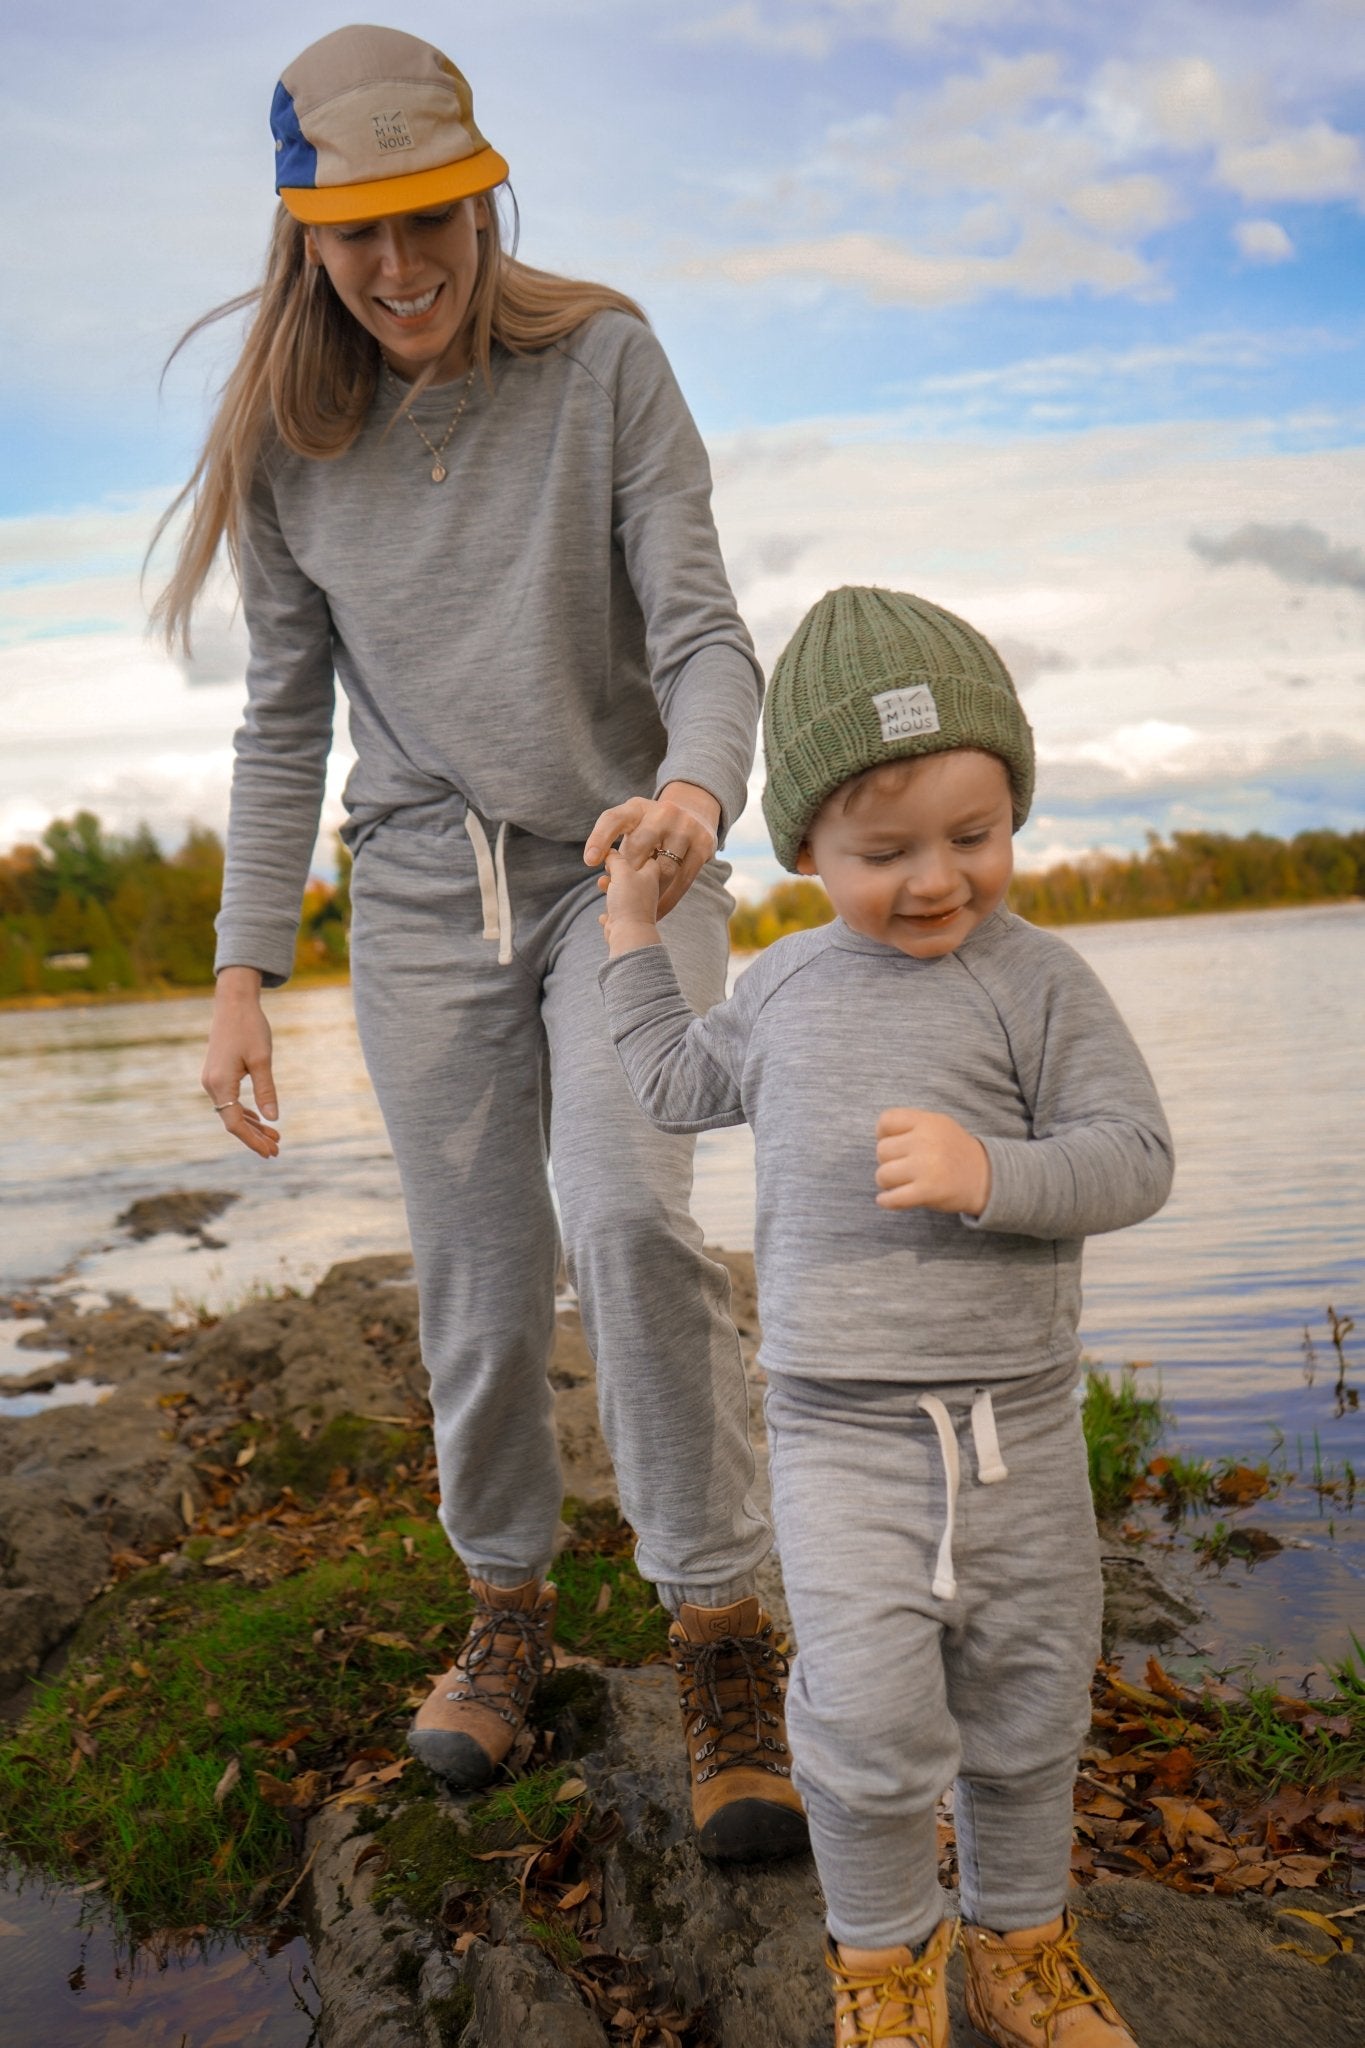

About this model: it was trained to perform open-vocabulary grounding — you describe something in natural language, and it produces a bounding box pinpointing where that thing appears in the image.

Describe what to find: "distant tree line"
[730,826,1365,949]
[3,814,1361,999]
[0,811,349,1000]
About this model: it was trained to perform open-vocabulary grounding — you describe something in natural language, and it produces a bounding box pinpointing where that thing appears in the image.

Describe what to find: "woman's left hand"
[584,780,720,917]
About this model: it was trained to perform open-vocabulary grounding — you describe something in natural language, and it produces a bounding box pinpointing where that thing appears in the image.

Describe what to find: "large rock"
[306,1666,1365,2048]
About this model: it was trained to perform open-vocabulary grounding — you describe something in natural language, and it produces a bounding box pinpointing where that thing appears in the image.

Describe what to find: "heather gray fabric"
[600,907,1175,1383]
[216,311,762,985]
[765,1366,1102,1946]
[349,806,770,1609]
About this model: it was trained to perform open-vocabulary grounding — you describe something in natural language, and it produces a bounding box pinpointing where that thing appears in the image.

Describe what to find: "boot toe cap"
[406,1726,498,1788]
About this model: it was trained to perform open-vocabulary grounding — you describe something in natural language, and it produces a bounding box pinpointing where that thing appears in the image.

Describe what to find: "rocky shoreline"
[2,1207,1362,2044]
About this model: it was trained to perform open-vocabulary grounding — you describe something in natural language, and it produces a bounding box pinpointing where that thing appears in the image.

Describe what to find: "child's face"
[796,749,1014,960]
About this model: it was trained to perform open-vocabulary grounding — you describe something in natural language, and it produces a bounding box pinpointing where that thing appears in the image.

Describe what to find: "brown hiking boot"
[407,1576,557,1788]
[670,1596,808,1860]
[963,1913,1138,2047]
[827,1919,957,2047]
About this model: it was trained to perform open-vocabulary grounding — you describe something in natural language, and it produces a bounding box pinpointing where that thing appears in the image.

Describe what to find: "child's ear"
[794,844,817,877]
[303,226,322,267]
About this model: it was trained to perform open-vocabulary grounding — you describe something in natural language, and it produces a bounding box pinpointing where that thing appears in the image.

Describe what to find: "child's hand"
[600,849,666,958]
[874,1108,991,1217]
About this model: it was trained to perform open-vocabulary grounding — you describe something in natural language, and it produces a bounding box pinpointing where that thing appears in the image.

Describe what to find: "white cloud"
[1218,121,1364,203]
[681,0,1018,58]
[1234,218,1296,263]
[1064,174,1182,238]
[703,220,1161,306]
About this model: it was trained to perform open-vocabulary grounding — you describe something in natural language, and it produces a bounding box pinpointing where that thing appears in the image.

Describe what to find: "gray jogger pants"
[765,1364,1101,1947]
[348,802,769,1609]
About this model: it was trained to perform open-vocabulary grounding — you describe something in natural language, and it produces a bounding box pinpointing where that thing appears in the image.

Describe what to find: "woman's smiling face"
[305,195,488,383]
[796,748,1016,960]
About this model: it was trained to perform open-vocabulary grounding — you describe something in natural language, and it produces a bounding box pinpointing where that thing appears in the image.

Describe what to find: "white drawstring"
[918,1389,1011,1602]
[918,1396,961,1600]
[463,811,514,966]
[971,1388,1009,1484]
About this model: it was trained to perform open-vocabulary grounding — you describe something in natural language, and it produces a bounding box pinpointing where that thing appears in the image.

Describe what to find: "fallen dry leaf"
[213,1757,241,1807]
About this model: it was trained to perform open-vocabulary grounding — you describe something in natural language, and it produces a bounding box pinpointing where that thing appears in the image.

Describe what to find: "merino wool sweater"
[601,907,1175,1383]
[215,311,762,984]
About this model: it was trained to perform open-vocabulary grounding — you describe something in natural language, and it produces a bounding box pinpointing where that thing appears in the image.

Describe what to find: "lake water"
[2,901,1363,1677]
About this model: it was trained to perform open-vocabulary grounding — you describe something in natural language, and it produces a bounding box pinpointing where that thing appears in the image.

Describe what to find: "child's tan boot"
[669,1596,809,1860]
[407,1575,557,1788]
[962,1913,1138,2046]
[827,1919,957,2047]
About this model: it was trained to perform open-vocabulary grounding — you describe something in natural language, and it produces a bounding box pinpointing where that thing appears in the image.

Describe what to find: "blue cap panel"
[270,82,318,192]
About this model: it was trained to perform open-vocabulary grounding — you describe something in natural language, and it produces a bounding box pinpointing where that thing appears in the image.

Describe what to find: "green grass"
[0,1501,666,1937]
[1148,1638,1365,1790]
[1081,1367,1166,1519]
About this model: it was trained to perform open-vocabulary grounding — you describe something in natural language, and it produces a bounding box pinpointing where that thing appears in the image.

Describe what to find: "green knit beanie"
[761,586,1035,872]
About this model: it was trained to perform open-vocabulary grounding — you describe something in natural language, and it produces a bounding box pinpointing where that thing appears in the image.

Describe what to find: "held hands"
[875,1108,991,1217]
[584,780,720,919]
[201,967,281,1159]
[600,850,666,958]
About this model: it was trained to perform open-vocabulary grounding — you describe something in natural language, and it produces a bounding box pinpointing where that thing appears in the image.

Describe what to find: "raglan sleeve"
[213,460,337,987]
[599,941,758,1133]
[969,940,1175,1240]
[606,319,763,840]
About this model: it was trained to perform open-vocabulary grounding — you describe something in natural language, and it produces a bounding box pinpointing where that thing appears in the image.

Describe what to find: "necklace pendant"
[430,463,448,484]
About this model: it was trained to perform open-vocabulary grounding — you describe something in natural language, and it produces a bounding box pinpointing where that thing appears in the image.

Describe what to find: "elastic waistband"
[764,1356,1078,1430]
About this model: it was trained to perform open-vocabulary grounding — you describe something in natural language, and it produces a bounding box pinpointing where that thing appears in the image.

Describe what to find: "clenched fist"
[874,1107,991,1217]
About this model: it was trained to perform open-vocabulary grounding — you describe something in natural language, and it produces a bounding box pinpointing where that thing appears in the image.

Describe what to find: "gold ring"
[212,1101,237,1112]
[653,846,685,866]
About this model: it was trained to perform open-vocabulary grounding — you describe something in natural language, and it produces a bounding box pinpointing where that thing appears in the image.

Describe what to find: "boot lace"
[826,1942,948,2046]
[986,1920,1118,2044]
[445,1594,555,1729]
[673,1620,792,1783]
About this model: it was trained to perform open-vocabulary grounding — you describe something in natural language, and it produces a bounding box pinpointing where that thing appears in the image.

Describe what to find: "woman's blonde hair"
[150,193,644,650]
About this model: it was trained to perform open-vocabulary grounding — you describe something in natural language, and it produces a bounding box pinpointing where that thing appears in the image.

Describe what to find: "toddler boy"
[599,587,1173,2047]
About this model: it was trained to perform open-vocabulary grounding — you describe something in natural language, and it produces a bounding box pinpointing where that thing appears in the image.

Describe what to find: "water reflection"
[0,1874,314,2046]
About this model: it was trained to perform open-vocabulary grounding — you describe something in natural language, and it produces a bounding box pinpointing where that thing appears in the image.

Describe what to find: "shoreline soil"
[2,1220,1362,2045]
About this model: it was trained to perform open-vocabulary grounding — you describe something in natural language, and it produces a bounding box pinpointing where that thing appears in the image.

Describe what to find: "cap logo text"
[873,684,940,742]
[372,109,415,154]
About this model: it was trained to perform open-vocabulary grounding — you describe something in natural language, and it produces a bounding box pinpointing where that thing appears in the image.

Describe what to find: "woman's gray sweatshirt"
[216,311,762,984]
[600,907,1174,1383]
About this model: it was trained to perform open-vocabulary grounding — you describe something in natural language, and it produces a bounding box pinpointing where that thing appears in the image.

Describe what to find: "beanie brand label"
[873,685,940,742]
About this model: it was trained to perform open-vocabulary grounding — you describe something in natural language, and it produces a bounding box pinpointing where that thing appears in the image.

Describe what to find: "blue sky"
[3,0,1364,895]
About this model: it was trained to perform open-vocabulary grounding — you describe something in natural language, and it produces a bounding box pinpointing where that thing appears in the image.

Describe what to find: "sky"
[3,0,1364,899]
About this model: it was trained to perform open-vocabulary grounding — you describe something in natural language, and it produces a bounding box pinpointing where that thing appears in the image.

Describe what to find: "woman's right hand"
[202,967,281,1158]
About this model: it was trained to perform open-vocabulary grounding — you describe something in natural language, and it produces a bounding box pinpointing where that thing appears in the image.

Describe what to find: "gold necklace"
[386,363,476,483]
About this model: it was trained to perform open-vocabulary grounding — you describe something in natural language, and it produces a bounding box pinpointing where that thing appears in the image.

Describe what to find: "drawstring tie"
[463,811,513,966]
[918,1390,1010,1601]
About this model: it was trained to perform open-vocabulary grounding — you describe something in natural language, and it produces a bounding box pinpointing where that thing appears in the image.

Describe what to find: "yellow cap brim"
[280,145,509,224]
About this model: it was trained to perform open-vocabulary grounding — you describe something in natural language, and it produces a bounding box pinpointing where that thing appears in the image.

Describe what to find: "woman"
[155,24,805,1862]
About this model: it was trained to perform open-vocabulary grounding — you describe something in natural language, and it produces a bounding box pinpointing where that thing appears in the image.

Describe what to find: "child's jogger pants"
[765,1361,1102,1947]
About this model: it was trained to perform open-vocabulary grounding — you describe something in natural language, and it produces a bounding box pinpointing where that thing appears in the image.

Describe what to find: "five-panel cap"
[271,24,508,224]
[761,586,1035,871]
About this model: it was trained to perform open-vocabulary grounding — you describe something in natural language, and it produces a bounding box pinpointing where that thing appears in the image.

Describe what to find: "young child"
[598,586,1174,2048]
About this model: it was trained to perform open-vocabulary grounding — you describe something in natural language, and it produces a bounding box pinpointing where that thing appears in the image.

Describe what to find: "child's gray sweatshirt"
[600,907,1174,1383]
[216,311,762,984]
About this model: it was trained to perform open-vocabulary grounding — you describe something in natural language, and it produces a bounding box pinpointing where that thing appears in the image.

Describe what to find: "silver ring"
[212,1101,237,1113]
[653,845,685,866]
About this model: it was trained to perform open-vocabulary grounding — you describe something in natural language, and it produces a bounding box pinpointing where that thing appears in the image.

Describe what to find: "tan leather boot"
[407,1576,557,1788]
[670,1596,808,1859]
[827,1919,957,2047]
[962,1913,1138,2047]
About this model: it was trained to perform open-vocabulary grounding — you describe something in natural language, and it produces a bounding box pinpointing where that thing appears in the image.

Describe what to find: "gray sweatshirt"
[216,311,762,983]
[601,907,1174,1383]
